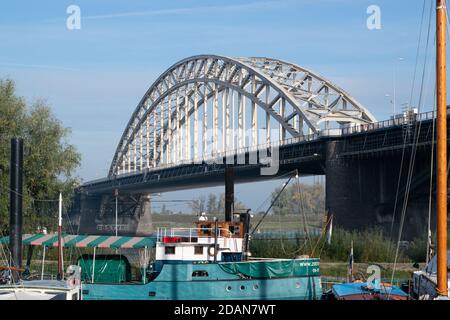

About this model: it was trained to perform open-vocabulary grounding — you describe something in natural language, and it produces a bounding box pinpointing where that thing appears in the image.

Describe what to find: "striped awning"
[0,234,156,249]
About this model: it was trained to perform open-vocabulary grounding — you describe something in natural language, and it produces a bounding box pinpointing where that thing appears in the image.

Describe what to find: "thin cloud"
[83,1,281,20]
[0,62,80,71]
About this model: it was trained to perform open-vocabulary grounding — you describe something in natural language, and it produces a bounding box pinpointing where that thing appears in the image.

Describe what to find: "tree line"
[0,79,81,234]
[270,182,325,216]
[179,181,325,218]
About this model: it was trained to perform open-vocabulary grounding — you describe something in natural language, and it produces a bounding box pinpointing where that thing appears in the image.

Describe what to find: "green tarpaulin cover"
[78,254,132,283]
[218,259,320,278]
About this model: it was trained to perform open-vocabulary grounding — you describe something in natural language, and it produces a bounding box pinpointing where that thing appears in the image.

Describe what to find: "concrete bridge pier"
[73,191,153,236]
[136,194,153,236]
[324,140,434,240]
[324,140,373,231]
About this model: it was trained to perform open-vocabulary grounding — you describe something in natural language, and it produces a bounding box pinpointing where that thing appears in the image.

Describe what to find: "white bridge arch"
[109,55,376,177]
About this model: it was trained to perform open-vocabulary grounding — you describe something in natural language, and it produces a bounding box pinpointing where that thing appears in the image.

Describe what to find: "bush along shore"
[249,226,445,263]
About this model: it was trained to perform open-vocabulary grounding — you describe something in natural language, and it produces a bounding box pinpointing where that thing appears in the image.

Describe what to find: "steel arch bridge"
[109,55,376,178]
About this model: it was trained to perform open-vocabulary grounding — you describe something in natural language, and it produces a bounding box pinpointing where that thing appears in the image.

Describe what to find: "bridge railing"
[339,109,437,136]
[115,132,322,177]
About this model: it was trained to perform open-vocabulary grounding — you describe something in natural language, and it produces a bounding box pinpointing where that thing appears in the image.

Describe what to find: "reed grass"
[249,227,436,263]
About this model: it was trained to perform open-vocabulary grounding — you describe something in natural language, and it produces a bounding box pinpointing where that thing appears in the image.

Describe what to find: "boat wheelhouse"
[154,220,245,266]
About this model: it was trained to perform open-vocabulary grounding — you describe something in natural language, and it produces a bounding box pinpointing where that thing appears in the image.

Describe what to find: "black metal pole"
[25,245,34,275]
[225,167,234,222]
[241,209,251,261]
[213,218,218,263]
[9,138,23,282]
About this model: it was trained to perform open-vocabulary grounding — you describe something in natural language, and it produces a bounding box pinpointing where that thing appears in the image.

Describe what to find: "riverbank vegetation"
[250,226,444,264]
[0,79,81,234]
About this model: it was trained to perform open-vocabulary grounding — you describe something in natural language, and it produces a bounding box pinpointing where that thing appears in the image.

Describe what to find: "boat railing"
[156,227,233,243]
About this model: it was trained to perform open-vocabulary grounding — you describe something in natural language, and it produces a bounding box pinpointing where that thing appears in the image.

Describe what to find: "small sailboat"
[411,250,450,299]
[327,241,408,300]
[0,197,82,300]
[329,282,409,301]
[0,266,82,300]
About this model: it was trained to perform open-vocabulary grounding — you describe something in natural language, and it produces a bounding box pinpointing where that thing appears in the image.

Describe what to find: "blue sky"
[0,0,438,212]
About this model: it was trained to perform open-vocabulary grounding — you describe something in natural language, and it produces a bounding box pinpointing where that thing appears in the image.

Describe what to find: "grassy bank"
[250,227,441,263]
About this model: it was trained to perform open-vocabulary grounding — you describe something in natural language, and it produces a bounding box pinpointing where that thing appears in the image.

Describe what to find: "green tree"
[271,182,325,217]
[0,79,81,234]
[206,193,217,214]
[201,193,247,216]
[190,195,206,215]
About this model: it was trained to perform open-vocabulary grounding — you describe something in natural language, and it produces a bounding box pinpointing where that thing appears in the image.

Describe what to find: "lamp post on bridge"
[385,94,394,120]
[393,57,405,118]
[114,188,118,237]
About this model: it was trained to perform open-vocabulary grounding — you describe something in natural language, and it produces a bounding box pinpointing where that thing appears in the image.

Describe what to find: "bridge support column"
[136,194,153,236]
[75,192,154,236]
[325,140,396,232]
[325,141,369,230]
[225,167,234,221]
[325,140,435,240]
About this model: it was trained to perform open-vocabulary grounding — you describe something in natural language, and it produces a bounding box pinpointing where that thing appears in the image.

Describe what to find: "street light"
[385,94,394,119]
[393,57,405,118]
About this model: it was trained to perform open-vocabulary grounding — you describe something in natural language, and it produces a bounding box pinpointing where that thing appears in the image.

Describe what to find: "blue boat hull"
[81,262,322,300]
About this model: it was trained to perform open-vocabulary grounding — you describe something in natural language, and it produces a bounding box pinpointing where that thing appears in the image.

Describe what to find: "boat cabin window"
[222,252,242,262]
[194,246,204,255]
[165,246,176,255]
[200,224,211,236]
[192,270,208,277]
[196,221,244,238]
[228,225,240,235]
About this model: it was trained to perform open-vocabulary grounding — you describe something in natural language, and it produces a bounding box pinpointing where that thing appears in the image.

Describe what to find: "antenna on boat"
[436,0,448,297]
[213,217,218,263]
[347,240,354,283]
[57,192,64,280]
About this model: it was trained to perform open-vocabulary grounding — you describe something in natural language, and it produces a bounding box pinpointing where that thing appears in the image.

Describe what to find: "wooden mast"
[436,0,448,297]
